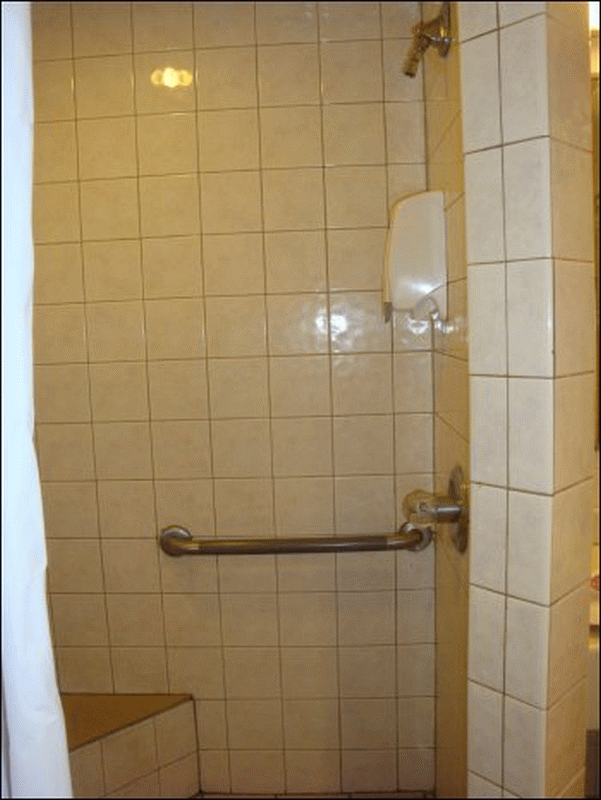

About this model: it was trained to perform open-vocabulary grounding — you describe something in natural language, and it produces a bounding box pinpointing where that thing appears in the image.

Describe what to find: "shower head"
[403,1,452,78]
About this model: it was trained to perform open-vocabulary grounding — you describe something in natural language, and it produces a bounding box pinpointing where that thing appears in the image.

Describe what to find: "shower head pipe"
[403,1,452,77]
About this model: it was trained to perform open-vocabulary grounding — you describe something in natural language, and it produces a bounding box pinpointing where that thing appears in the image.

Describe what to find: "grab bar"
[159,524,433,556]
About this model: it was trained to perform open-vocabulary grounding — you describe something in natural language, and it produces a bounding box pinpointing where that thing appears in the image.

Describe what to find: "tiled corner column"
[459,3,595,797]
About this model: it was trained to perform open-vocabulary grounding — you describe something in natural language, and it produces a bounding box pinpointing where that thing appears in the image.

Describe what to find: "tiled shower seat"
[62,694,199,798]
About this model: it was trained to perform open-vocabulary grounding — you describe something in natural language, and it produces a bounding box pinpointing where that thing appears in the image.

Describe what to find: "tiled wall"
[458,3,596,797]
[31,2,439,795]
[69,700,199,797]
[422,2,469,796]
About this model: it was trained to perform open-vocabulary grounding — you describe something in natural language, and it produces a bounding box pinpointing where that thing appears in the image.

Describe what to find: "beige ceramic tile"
[229,751,284,795]
[330,292,392,354]
[467,682,503,785]
[213,478,274,538]
[257,44,320,106]
[160,545,218,595]
[283,698,339,749]
[276,552,336,592]
[508,378,553,493]
[106,594,164,646]
[220,593,279,646]
[197,47,257,109]
[397,697,435,747]
[318,2,380,40]
[393,352,433,413]
[86,301,145,362]
[69,742,105,799]
[457,1,498,40]
[320,41,382,103]
[102,538,160,592]
[34,243,83,304]
[468,586,505,691]
[545,680,587,797]
[33,60,75,122]
[267,294,328,355]
[46,538,103,593]
[548,585,588,707]
[554,374,595,491]
[51,594,108,646]
[56,647,113,693]
[77,118,137,180]
[338,646,396,698]
[280,647,338,699]
[194,1,255,47]
[397,589,435,644]
[97,480,156,539]
[271,417,333,476]
[333,415,394,475]
[137,113,198,176]
[102,719,157,794]
[554,261,596,376]
[507,260,553,377]
[260,106,322,169]
[341,750,396,793]
[337,550,395,591]
[279,592,337,646]
[464,149,504,264]
[151,420,211,478]
[133,2,194,52]
[198,751,229,793]
[34,121,77,183]
[211,419,272,478]
[285,750,340,794]
[140,174,200,238]
[498,2,545,26]
[32,183,80,244]
[504,698,546,795]
[154,478,215,542]
[145,298,205,360]
[111,647,166,692]
[398,644,435,696]
[323,103,385,167]
[134,51,196,115]
[386,102,426,164]
[167,647,224,698]
[467,263,506,375]
[274,477,335,537]
[80,179,139,241]
[500,15,548,143]
[199,108,259,171]
[335,475,395,535]
[218,554,276,593]
[256,2,318,44]
[551,480,594,602]
[89,362,148,421]
[72,2,131,56]
[503,139,552,261]
[265,230,326,293]
[395,413,433,474]
[550,139,594,263]
[338,591,395,646]
[93,421,152,479]
[202,233,263,295]
[83,240,142,302]
[32,2,73,61]
[325,166,388,228]
[208,358,269,418]
[507,490,552,604]
[201,171,262,234]
[41,482,99,538]
[148,360,209,419]
[74,55,134,118]
[35,363,91,423]
[547,18,591,150]
[327,228,387,291]
[163,593,221,646]
[224,648,281,699]
[196,699,227,749]
[262,168,325,231]
[154,701,197,766]
[158,752,199,797]
[470,377,507,486]
[36,423,94,480]
[269,355,331,417]
[460,32,501,151]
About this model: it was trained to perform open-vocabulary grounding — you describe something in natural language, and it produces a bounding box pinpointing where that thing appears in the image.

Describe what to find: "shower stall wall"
[32,2,441,795]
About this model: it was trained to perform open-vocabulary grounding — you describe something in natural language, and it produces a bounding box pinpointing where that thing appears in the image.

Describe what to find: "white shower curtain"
[1,3,72,797]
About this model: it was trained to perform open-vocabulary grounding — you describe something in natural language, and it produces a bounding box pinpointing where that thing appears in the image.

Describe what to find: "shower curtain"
[1,3,72,797]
